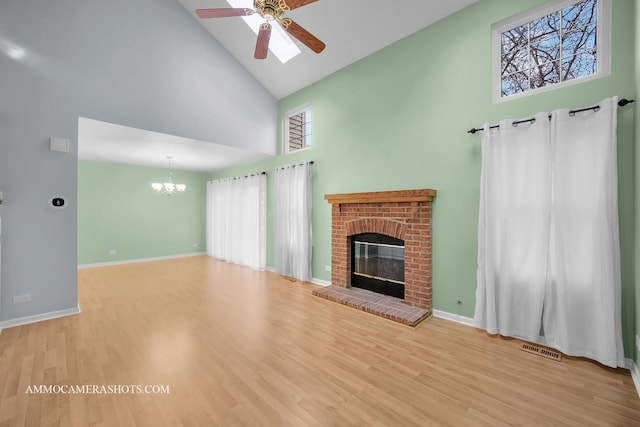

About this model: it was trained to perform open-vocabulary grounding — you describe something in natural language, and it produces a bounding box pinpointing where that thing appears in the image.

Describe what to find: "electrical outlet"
[108,249,117,255]
[325,265,331,272]
[13,294,31,304]
[192,243,198,248]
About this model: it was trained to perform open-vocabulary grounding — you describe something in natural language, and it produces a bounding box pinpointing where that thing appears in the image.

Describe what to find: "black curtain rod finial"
[618,98,635,107]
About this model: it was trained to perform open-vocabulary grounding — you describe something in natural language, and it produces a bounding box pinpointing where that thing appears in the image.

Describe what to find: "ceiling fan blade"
[280,19,325,53]
[284,0,319,11]
[196,8,253,18]
[254,23,272,59]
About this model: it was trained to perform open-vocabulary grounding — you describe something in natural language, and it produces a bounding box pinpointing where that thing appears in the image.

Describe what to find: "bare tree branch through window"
[500,0,597,97]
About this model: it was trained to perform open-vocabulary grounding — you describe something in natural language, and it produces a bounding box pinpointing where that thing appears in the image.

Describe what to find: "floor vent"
[520,343,562,362]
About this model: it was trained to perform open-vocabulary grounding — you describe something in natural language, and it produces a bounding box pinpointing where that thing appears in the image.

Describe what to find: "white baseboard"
[310,278,331,286]
[78,252,206,269]
[0,305,81,332]
[627,359,640,398]
[432,309,476,327]
[265,267,330,286]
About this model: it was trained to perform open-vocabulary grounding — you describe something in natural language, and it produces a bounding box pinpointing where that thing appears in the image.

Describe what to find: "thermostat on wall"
[49,196,67,209]
[49,137,70,153]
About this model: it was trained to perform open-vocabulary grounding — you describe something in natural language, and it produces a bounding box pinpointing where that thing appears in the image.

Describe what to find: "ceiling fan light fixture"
[198,0,323,61]
[255,0,288,21]
[225,0,300,62]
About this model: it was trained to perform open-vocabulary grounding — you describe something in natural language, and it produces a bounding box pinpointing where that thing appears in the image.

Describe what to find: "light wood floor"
[1,255,640,426]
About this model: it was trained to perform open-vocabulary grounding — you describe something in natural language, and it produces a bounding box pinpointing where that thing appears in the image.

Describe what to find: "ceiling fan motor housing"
[254,0,289,21]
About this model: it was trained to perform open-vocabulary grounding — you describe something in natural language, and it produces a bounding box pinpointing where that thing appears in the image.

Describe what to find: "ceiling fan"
[196,0,326,59]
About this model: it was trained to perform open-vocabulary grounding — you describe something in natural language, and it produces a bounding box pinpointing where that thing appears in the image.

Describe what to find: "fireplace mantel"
[325,189,436,205]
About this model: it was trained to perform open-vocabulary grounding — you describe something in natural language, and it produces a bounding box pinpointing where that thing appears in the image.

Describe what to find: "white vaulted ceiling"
[178,0,478,99]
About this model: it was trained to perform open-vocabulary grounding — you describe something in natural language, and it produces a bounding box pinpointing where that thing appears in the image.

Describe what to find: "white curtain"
[543,98,623,367]
[475,97,624,368]
[475,112,551,340]
[206,174,266,270]
[274,163,312,281]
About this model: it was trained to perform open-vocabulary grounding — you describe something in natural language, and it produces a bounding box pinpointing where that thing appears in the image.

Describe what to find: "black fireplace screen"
[351,233,405,298]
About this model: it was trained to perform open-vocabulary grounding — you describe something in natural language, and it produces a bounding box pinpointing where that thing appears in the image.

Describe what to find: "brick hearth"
[324,189,436,310]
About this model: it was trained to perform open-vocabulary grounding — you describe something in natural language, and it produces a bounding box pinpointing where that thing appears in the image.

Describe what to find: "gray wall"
[0,0,277,321]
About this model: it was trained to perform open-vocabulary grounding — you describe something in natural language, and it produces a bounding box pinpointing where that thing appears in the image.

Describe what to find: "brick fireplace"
[324,189,436,310]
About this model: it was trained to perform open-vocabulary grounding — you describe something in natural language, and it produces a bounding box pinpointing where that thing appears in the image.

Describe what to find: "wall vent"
[520,343,562,362]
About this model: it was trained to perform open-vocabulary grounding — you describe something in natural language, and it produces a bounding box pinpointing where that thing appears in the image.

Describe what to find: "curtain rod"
[237,172,266,178]
[275,161,314,171]
[467,98,635,135]
[208,171,266,183]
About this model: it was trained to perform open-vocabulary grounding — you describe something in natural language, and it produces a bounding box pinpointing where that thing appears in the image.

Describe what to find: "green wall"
[211,0,638,356]
[78,160,207,265]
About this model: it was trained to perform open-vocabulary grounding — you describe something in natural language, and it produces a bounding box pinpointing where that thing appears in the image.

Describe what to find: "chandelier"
[151,156,186,195]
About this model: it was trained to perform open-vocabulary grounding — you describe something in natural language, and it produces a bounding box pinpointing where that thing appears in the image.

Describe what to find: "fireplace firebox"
[351,233,405,298]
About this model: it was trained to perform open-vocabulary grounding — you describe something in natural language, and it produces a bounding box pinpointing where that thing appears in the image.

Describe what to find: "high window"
[492,0,610,102]
[284,105,312,153]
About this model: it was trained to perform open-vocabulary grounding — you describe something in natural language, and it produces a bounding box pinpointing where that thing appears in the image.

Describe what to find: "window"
[284,105,312,153]
[492,0,610,102]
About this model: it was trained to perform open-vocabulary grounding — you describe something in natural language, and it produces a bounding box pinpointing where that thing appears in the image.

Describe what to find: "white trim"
[432,309,476,327]
[491,0,611,103]
[0,305,81,331]
[266,266,330,286]
[283,103,312,155]
[627,359,640,398]
[77,252,206,269]
[283,103,312,122]
[495,0,600,34]
[310,278,331,287]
